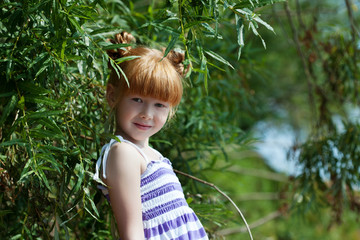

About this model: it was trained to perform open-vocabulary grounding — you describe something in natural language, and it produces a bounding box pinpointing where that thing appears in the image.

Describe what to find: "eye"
[132,98,142,103]
[155,103,166,108]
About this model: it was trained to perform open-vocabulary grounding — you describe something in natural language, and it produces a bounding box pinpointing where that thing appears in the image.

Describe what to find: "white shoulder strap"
[93,138,118,182]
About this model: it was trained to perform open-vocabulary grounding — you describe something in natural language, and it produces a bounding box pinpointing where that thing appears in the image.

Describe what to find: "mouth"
[133,122,152,130]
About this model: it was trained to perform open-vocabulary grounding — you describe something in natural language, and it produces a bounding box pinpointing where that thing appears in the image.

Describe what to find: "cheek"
[158,111,169,125]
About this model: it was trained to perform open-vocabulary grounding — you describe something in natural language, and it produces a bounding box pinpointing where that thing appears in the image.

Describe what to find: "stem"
[284,2,317,127]
[174,169,254,240]
[344,0,359,98]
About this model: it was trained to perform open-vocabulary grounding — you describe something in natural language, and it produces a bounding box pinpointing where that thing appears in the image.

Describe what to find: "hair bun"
[166,50,186,77]
[107,32,136,61]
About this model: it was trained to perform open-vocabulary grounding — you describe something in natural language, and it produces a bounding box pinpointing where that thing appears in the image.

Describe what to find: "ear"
[106,84,117,108]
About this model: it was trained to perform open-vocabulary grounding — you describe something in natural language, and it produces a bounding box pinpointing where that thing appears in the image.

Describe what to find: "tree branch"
[344,0,359,98]
[284,1,317,126]
[173,169,254,240]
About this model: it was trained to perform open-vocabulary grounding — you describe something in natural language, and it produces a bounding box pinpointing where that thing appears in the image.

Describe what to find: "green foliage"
[1,0,109,238]
[250,0,360,227]
[0,0,281,239]
[277,0,360,222]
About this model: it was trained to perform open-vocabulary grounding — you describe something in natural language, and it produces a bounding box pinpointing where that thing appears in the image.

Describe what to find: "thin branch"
[173,169,254,240]
[344,0,360,38]
[216,210,282,236]
[344,0,359,98]
[295,0,306,30]
[284,2,317,127]
[80,134,94,141]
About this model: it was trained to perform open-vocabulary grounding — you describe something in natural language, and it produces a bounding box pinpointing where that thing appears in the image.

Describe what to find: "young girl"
[93,32,208,240]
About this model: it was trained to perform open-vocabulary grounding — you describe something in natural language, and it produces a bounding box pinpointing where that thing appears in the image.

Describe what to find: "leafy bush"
[0,0,282,238]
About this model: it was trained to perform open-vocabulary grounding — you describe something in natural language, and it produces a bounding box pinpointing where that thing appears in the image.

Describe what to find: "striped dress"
[93,136,208,240]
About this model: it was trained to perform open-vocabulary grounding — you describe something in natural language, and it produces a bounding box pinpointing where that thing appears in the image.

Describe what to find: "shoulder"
[109,141,141,159]
[104,142,145,183]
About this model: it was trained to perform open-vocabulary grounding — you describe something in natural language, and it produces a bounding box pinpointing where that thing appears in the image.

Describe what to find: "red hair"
[108,47,183,107]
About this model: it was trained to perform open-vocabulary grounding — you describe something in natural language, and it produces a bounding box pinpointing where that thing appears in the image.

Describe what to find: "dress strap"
[118,137,151,164]
[93,137,119,182]
[93,135,150,182]
[149,147,163,160]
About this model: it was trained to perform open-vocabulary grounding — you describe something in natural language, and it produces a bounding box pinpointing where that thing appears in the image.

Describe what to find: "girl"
[93,32,208,240]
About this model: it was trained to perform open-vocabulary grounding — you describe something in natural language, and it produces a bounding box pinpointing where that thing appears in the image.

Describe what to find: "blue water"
[253,121,302,176]
[254,106,360,177]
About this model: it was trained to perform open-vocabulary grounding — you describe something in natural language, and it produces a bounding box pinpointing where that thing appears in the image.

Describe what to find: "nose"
[140,105,153,120]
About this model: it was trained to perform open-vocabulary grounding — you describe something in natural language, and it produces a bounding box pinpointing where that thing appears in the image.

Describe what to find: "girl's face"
[114,94,170,146]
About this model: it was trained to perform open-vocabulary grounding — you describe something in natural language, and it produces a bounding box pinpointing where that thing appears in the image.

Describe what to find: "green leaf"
[61,40,67,60]
[38,168,51,190]
[0,91,16,98]
[59,212,79,227]
[26,95,59,107]
[115,55,141,64]
[67,164,84,201]
[90,27,124,35]
[102,43,132,50]
[28,52,48,69]
[87,195,100,217]
[253,15,275,33]
[18,169,35,183]
[68,16,84,34]
[84,206,99,220]
[35,65,48,78]
[201,22,215,34]
[0,139,28,147]
[233,0,285,9]
[109,58,129,87]
[10,234,22,240]
[236,15,244,59]
[0,95,17,126]
[163,34,179,58]
[18,81,50,94]
[141,22,180,35]
[0,210,12,217]
[30,128,62,139]
[28,110,66,119]
[184,20,204,30]
[35,118,63,136]
[204,50,234,69]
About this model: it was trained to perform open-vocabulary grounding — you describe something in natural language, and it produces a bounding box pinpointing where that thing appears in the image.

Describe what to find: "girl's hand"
[105,142,146,240]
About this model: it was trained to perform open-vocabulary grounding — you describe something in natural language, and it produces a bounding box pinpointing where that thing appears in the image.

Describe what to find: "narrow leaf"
[163,34,179,58]
[254,16,275,33]
[102,43,132,50]
[0,95,17,126]
[28,110,66,119]
[115,55,141,64]
[0,139,28,147]
[204,50,234,69]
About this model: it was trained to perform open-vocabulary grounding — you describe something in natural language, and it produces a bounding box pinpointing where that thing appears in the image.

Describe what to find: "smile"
[133,122,152,130]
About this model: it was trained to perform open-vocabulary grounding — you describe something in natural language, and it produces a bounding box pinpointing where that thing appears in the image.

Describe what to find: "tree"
[269,0,360,225]
[0,0,284,239]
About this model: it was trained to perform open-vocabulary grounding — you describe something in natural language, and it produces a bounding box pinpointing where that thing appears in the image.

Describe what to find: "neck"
[114,130,149,148]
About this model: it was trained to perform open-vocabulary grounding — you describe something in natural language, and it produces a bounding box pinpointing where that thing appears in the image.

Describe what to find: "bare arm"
[105,143,145,240]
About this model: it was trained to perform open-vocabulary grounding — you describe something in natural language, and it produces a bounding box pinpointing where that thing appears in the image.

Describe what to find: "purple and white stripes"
[96,137,208,239]
[140,159,208,239]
